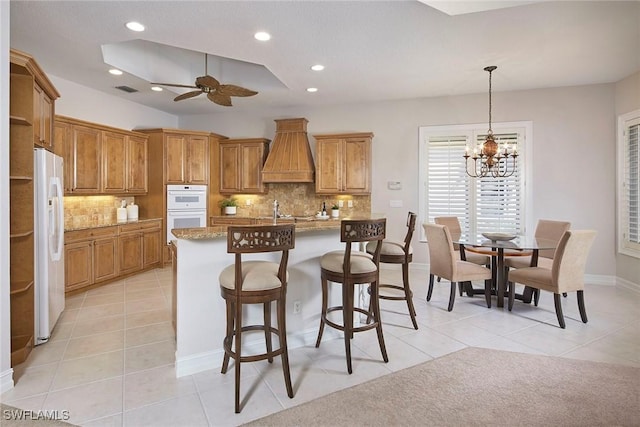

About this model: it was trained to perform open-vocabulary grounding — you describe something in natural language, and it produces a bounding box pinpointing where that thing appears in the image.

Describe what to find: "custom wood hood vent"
[262,118,315,183]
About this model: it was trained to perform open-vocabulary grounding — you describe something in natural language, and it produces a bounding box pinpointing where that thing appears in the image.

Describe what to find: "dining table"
[454,234,558,308]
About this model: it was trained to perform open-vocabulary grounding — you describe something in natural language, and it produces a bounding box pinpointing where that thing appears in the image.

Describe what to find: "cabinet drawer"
[118,220,161,234]
[65,226,117,242]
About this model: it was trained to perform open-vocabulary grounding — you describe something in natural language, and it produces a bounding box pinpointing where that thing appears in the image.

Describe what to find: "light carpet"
[246,347,640,426]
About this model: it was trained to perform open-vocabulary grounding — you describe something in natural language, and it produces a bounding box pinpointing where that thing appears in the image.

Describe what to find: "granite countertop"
[173,215,386,240]
[65,217,163,232]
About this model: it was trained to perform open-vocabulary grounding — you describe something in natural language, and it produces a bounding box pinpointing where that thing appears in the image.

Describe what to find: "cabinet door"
[186,136,209,184]
[65,241,93,291]
[241,143,266,192]
[93,237,118,282]
[33,85,43,147]
[54,121,72,189]
[143,229,161,268]
[126,135,148,193]
[165,134,186,183]
[219,143,240,193]
[118,233,143,275]
[316,139,342,194]
[343,138,371,194]
[70,125,102,193]
[41,92,53,149]
[102,131,127,193]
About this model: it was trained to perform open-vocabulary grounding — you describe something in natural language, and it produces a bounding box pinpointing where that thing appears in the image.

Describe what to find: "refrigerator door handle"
[49,176,64,262]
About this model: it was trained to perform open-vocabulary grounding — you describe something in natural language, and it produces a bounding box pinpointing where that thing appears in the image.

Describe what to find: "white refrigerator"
[34,148,65,345]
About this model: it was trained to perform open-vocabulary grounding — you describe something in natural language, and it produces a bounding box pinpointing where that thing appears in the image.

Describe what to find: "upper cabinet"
[162,132,210,184]
[313,132,373,195]
[33,83,54,149]
[55,116,148,195]
[219,138,269,194]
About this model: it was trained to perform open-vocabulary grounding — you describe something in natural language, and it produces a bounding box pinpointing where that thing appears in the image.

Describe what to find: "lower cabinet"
[64,219,162,293]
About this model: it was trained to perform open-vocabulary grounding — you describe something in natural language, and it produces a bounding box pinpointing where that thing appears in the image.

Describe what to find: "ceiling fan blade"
[207,92,232,106]
[174,90,203,102]
[196,75,220,89]
[151,82,198,89]
[218,84,258,97]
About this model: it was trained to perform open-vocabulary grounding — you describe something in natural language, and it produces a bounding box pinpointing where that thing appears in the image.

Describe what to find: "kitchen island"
[171,219,351,377]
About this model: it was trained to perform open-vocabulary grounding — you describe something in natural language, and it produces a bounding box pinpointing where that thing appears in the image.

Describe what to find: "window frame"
[617,109,640,258]
[418,121,533,241]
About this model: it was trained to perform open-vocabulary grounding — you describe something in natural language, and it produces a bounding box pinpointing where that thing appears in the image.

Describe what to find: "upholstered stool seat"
[219,224,295,413]
[316,218,388,374]
[365,212,418,329]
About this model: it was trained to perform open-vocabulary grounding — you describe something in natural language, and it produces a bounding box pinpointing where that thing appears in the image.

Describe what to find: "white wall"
[50,76,178,130]
[1,0,14,392]
[181,83,617,276]
[615,71,640,286]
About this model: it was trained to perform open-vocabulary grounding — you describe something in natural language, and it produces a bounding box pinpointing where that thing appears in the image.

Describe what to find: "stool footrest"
[223,324,285,363]
[323,306,380,333]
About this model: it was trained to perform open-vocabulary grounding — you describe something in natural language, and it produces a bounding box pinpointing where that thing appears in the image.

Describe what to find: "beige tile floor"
[2,267,639,426]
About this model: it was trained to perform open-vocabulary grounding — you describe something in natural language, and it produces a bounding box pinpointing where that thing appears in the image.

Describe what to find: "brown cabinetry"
[64,220,161,293]
[314,133,373,195]
[163,133,210,184]
[33,83,54,149]
[56,116,148,195]
[9,49,59,366]
[219,138,269,194]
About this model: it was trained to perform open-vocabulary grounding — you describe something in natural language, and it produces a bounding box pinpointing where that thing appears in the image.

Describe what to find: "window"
[418,122,531,238]
[618,110,640,257]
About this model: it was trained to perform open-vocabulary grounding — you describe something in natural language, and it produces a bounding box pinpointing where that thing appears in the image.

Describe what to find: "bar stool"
[365,212,418,329]
[315,218,387,374]
[219,224,295,413]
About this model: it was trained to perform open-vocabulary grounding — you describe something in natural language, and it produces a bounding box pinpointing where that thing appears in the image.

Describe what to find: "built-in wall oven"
[166,184,207,243]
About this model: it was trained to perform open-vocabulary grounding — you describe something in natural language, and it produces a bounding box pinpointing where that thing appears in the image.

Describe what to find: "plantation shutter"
[426,135,472,234]
[624,118,640,248]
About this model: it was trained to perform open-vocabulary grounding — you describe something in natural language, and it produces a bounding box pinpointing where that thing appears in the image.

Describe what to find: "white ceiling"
[9,1,640,116]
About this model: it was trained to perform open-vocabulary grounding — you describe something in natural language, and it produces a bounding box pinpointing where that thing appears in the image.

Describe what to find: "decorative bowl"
[481,232,517,242]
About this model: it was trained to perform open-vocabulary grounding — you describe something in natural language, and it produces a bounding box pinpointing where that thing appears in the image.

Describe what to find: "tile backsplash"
[64,196,135,230]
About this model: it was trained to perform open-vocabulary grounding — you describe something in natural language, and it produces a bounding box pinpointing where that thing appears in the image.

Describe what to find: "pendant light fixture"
[464,66,518,178]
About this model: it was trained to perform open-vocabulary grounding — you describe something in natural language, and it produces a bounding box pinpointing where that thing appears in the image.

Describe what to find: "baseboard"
[617,277,640,293]
[0,368,14,394]
[175,349,224,378]
[584,274,616,286]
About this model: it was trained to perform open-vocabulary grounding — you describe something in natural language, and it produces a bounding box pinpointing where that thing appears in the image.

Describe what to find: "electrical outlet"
[245,199,252,206]
[293,301,302,314]
[338,200,344,208]
[347,200,353,208]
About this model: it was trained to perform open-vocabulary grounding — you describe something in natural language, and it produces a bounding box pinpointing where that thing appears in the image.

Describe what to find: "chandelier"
[464,66,518,178]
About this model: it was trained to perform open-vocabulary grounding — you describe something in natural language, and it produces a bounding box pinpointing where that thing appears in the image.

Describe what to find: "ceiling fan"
[151,53,258,106]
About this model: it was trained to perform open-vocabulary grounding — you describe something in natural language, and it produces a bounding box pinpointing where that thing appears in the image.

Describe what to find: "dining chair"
[424,223,492,311]
[366,212,418,329]
[434,216,491,296]
[219,224,295,413]
[504,219,571,305]
[507,230,596,329]
[315,218,388,374]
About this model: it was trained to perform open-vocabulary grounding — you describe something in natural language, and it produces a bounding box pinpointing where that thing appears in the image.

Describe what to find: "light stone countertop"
[65,217,163,232]
[171,219,342,240]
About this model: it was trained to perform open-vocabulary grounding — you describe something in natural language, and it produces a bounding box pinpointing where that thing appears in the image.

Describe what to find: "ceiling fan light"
[254,31,271,41]
[151,86,163,92]
[311,64,325,71]
[306,87,318,92]
[109,69,123,76]
[125,21,145,32]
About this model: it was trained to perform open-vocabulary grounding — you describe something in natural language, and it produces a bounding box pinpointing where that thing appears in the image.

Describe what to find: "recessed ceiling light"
[109,69,123,76]
[151,86,163,92]
[254,31,271,41]
[311,64,325,71]
[126,21,145,32]
[306,87,318,93]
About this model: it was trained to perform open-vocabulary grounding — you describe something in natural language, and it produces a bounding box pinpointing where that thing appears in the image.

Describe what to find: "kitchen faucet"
[273,200,279,223]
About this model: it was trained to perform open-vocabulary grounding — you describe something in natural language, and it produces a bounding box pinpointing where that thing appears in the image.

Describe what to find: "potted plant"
[219,198,238,215]
[331,204,340,218]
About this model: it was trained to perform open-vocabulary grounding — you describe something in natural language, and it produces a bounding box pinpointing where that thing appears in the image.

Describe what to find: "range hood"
[262,118,315,183]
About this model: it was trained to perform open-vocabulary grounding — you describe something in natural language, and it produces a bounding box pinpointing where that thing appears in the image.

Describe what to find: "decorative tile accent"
[64,196,135,229]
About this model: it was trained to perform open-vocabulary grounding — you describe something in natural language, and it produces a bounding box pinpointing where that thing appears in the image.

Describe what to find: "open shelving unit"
[8,48,58,366]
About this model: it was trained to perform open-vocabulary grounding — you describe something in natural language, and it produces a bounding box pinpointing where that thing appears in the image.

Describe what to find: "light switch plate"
[388,181,402,190]
[390,200,403,208]
[338,200,344,207]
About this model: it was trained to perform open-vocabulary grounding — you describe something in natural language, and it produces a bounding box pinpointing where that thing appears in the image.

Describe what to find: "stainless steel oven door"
[167,209,207,242]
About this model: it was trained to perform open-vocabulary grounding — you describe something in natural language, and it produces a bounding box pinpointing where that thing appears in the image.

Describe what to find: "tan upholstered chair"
[366,212,418,329]
[219,224,295,413]
[316,218,387,374]
[434,216,491,296]
[505,219,571,305]
[424,223,492,311]
[507,230,596,329]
